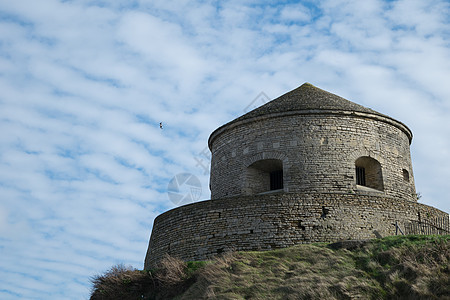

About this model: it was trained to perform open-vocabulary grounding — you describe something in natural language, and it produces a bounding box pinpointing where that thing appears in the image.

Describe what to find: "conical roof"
[234,82,384,123]
[209,83,412,147]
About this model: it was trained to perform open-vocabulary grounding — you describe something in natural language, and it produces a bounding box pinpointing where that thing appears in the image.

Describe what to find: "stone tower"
[144,83,448,269]
[209,83,415,201]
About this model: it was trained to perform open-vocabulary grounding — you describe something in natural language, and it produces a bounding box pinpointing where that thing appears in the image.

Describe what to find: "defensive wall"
[144,192,448,269]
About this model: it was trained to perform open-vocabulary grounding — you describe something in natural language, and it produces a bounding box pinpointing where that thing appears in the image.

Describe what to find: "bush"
[90,264,154,300]
[90,255,203,300]
[154,254,187,287]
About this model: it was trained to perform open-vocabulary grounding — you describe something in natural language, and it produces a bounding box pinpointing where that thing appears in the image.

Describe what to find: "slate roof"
[209,82,412,147]
[233,82,386,123]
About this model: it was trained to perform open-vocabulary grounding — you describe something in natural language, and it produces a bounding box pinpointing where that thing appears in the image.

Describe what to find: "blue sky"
[0,0,449,299]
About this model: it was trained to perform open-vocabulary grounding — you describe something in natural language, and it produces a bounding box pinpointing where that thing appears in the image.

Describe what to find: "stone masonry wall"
[144,192,448,269]
[209,112,416,202]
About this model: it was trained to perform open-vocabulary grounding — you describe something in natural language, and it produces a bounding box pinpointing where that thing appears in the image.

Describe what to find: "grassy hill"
[90,235,449,299]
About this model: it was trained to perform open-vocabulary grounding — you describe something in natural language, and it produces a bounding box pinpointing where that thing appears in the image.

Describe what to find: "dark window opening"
[298,220,306,230]
[356,166,366,186]
[321,206,329,218]
[270,170,283,190]
[402,169,410,182]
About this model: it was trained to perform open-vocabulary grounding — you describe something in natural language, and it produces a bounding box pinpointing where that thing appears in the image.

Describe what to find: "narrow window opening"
[402,169,410,182]
[298,220,306,230]
[356,167,366,186]
[321,206,329,218]
[270,170,283,190]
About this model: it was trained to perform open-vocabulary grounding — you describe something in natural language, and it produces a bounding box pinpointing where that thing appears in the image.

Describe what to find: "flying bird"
[160,122,163,129]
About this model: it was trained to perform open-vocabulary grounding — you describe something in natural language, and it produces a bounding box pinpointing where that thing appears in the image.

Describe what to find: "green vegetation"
[90,235,449,299]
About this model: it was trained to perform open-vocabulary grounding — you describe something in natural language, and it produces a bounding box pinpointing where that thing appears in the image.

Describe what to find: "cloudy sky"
[0,0,449,299]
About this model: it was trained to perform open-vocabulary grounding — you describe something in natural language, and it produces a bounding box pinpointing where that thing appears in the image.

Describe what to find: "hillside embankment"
[90,235,449,299]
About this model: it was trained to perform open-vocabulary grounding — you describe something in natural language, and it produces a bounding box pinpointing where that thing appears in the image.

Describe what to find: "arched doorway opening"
[355,156,384,191]
[246,159,283,194]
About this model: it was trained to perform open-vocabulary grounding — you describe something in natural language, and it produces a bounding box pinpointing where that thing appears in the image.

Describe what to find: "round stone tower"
[208,83,416,201]
[144,83,449,270]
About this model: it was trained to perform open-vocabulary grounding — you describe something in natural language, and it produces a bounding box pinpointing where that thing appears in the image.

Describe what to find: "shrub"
[154,254,187,286]
[90,264,154,300]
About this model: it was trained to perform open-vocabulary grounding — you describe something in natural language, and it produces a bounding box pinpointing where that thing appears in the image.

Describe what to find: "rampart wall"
[144,192,448,269]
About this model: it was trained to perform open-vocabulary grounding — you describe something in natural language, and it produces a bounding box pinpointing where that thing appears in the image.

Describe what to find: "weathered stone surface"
[144,83,449,270]
[144,192,448,269]
[208,83,414,200]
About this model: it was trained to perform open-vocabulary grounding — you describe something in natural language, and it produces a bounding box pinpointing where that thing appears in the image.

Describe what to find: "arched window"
[355,156,384,191]
[402,169,410,182]
[245,159,283,194]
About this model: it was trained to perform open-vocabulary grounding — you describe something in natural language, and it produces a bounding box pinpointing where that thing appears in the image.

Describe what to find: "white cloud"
[280,4,311,22]
[0,0,449,299]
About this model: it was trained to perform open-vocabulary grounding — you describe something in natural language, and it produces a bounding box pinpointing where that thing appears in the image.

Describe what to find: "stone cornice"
[208,109,413,150]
